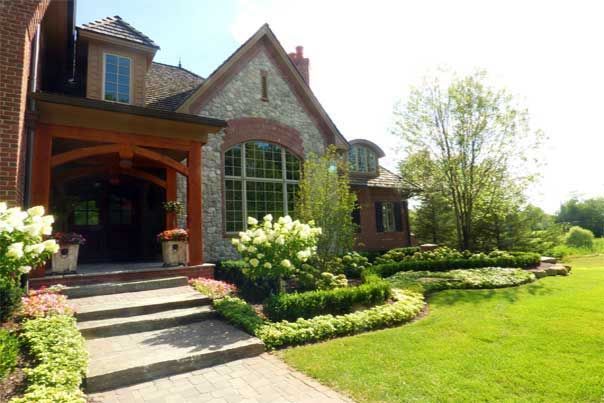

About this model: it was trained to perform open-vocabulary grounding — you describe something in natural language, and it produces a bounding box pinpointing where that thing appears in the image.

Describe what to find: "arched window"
[224,141,301,232]
[349,145,378,173]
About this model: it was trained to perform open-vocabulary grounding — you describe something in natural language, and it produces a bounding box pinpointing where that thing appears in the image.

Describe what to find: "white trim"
[102,52,133,105]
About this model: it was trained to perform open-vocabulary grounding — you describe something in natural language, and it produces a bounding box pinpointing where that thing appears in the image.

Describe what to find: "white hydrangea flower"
[42,239,59,253]
[0,202,7,213]
[263,214,273,222]
[18,266,32,274]
[7,242,24,259]
[281,259,292,269]
[25,243,45,254]
[247,217,258,226]
[249,258,259,267]
[263,262,272,269]
[27,206,45,217]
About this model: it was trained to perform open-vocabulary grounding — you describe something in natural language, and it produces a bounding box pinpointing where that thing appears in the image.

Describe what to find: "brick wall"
[0,0,50,206]
[354,187,411,251]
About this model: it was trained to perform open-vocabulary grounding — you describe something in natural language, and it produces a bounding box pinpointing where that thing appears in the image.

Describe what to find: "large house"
[0,0,411,280]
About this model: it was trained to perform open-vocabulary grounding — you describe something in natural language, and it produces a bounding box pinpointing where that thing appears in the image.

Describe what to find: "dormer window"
[103,53,131,104]
[349,145,378,173]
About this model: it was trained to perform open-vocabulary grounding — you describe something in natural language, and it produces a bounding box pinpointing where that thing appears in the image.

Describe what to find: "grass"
[280,256,604,402]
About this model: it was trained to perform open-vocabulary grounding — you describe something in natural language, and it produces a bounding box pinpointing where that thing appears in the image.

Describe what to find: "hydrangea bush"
[0,203,59,285]
[232,215,322,289]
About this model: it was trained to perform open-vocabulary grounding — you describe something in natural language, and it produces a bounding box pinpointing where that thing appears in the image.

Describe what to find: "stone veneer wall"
[191,48,327,262]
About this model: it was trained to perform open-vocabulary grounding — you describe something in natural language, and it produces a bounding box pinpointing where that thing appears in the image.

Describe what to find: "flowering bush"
[157,228,188,242]
[0,203,59,285]
[189,278,237,299]
[232,215,322,286]
[19,286,73,319]
[163,200,184,214]
[53,232,86,246]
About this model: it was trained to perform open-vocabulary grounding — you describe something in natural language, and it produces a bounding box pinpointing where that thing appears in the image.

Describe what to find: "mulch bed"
[0,354,29,402]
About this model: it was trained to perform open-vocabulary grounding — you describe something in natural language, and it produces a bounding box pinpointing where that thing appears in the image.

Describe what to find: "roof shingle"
[79,16,159,49]
[144,62,204,111]
[350,166,403,189]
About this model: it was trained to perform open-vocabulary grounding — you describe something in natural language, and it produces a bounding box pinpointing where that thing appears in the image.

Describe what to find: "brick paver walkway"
[89,353,353,403]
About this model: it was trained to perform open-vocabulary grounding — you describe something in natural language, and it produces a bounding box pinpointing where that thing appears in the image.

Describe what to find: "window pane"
[118,74,129,86]
[246,181,284,221]
[117,92,130,103]
[382,202,396,232]
[225,179,243,232]
[285,151,300,180]
[118,57,130,70]
[224,145,242,177]
[106,54,118,65]
[368,150,377,172]
[287,183,298,217]
[245,142,282,179]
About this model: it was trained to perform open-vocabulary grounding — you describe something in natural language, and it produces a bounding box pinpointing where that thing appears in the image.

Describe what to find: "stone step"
[78,306,216,339]
[85,320,265,393]
[73,286,211,322]
[63,276,189,299]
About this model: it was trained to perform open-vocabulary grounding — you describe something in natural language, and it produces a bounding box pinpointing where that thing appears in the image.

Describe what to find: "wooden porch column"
[166,168,177,229]
[187,143,203,265]
[30,125,52,209]
[30,125,52,278]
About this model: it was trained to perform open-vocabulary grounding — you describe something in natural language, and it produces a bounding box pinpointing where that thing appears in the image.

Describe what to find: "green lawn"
[280,256,604,402]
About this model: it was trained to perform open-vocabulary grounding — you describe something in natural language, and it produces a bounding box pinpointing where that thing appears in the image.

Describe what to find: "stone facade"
[193,48,327,262]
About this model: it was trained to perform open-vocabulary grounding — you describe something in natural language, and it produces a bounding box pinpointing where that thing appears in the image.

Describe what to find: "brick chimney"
[288,46,309,85]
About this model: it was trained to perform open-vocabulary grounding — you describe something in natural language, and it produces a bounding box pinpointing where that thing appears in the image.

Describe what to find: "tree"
[296,145,357,266]
[557,197,604,237]
[394,70,542,250]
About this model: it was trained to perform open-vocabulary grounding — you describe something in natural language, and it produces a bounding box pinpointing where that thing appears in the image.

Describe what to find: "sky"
[77,0,604,213]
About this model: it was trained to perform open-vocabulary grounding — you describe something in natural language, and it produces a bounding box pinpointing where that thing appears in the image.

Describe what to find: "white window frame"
[382,202,396,232]
[224,141,300,233]
[102,52,133,104]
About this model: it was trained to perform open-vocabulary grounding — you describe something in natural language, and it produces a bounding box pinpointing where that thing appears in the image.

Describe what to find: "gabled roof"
[350,166,404,189]
[79,16,159,49]
[145,62,204,111]
[177,24,349,149]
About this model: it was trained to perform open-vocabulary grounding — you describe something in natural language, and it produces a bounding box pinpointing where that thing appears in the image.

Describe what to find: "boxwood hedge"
[264,278,392,322]
[368,252,540,278]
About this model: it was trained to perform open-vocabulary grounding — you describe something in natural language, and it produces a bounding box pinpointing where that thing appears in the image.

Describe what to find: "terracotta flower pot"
[51,244,80,274]
[161,240,188,267]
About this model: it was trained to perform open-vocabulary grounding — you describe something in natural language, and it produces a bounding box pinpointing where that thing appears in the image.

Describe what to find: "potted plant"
[163,201,184,229]
[157,229,189,267]
[51,232,86,274]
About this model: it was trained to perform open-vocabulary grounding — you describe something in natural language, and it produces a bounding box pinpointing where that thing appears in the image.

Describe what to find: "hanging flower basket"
[51,232,86,274]
[157,229,189,267]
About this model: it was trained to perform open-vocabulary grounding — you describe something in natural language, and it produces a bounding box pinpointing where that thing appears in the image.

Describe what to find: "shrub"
[264,279,392,321]
[189,278,237,299]
[0,329,19,380]
[213,296,265,335]
[216,260,273,303]
[375,246,421,264]
[0,278,23,322]
[0,204,59,284]
[257,290,424,349]
[564,226,594,249]
[369,252,540,278]
[386,268,536,293]
[18,287,73,320]
[232,215,321,290]
[12,315,87,403]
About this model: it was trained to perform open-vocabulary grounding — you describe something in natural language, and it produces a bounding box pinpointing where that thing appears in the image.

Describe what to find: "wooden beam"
[166,168,177,229]
[42,124,194,151]
[54,166,167,189]
[133,146,188,176]
[51,144,122,167]
[187,143,203,265]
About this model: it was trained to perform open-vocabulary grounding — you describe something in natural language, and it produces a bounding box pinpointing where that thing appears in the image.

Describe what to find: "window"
[73,200,100,226]
[352,202,361,232]
[349,145,378,173]
[375,201,402,233]
[104,53,131,103]
[224,141,301,232]
[260,70,268,101]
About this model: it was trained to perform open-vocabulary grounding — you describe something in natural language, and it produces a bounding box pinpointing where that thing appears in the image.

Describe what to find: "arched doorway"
[52,174,166,263]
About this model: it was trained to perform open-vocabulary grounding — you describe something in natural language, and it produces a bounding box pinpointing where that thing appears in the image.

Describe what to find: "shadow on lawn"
[430,281,555,306]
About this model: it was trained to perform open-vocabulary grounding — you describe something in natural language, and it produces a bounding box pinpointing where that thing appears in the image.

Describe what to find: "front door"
[56,175,164,263]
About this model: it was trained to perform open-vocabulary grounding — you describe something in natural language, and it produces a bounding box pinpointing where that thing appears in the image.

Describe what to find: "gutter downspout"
[24,23,41,208]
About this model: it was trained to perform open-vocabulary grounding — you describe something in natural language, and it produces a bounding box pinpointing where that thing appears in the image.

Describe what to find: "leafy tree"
[557,197,604,237]
[394,70,542,250]
[296,145,357,265]
[564,226,594,248]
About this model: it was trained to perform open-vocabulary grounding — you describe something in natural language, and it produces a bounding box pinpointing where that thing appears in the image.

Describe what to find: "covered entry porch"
[30,93,226,278]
